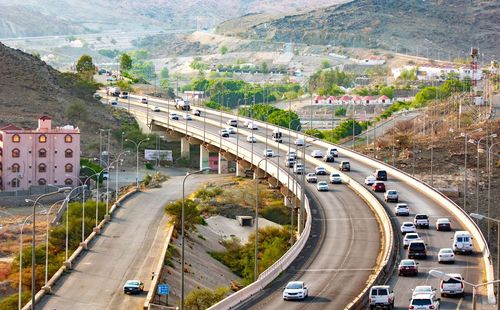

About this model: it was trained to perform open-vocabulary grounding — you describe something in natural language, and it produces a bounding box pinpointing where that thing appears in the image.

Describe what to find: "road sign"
[158,284,169,295]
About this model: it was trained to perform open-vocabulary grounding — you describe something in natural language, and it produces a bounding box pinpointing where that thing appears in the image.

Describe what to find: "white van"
[327,147,339,157]
[452,231,473,254]
[226,119,238,127]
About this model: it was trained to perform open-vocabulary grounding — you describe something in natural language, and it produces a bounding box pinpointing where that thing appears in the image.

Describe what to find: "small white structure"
[392,64,483,81]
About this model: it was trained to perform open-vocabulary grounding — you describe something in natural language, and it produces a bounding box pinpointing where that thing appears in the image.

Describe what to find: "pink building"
[0,116,80,191]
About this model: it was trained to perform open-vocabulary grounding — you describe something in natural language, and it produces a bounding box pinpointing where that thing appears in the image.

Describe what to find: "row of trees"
[238,104,302,131]
[308,68,354,95]
[305,119,369,143]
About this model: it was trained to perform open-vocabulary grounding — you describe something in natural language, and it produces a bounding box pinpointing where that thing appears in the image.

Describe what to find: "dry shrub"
[0,262,12,281]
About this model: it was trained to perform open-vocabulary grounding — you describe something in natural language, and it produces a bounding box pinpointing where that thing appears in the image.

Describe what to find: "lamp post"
[125,137,150,188]
[63,185,87,269]
[459,128,483,211]
[487,142,500,243]
[472,134,497,216]
[30,187,69,310]
[113,151,130,201]
[429,269,500,310]
[42,199,66,292]
[83,165,101,231]
[470,213,500,310]
[180,167,210,310]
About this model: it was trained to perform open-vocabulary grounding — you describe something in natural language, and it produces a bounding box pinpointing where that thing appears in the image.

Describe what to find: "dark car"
[372,181,386,192]
[339,161,350,171]
[408,241,427,259]
[374,169,388,181]
[324,154,335,162]
[123,280,144,294]
[398,259,418,276]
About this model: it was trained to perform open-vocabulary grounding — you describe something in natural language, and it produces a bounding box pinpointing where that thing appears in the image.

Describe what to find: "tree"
[185,287,228,310]
[380,86,394,99]
[75,55,95,80]
[220,45,228,55]
[160,67,169,79]
[164,199,204,233]
[260,61,269,74]
[321,59,331,69]
[120,53,133,72]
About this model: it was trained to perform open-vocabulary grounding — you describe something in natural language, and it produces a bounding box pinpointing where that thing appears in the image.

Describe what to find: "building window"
[65,164,73,173]
[12,163,20,173]
[64,135,73,143]
[11,178,20,188]
[12,135,20,143]
[39,148,47,158]
[38,163,46,173]
[64,178,73,186]
[39,135,47,143]
[12,148,20,158]
[38,178,47,186]
[65,149,73,158]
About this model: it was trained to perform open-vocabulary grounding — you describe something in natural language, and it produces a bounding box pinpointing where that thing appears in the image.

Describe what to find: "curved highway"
[108,94,487,309]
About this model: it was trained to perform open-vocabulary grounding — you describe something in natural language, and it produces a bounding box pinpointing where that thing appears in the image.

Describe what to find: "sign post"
[157,283,170,305]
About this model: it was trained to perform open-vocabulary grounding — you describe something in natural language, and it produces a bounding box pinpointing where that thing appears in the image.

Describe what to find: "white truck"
[109,87,120,97]
[175,98,190,111]
[272,130,283,143]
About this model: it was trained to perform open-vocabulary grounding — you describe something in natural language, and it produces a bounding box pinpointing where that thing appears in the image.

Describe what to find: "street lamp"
[114,151,130,200]
[470,212,500,310]
[429,269,500,310]
[254,155,280,281]
[487,142,500,242]
[125,137,150,188]
[458,128,483,211]
[470,134,497,216]
[180,167,210,310]
[82,165,102,231]
[42,199,66,293]
[63,185,87,270]
[30,187,69,310]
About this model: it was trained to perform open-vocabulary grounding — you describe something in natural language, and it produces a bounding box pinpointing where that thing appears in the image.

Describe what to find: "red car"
[372,181,386,192]
[398,259,418,276]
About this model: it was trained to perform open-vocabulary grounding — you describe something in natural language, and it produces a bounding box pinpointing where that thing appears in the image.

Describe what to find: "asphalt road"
[109,95,487,309]
[38,174,212,310]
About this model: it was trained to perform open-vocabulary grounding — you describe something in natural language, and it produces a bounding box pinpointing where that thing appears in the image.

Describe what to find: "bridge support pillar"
[200,145,209,170]
[218,153,228,174]
[236,162,242,177]
[181,137,190,159]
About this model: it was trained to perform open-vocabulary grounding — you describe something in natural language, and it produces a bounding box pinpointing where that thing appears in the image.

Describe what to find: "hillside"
[0,0,349,39]
[0,42,119,155]
[217,0,500,59]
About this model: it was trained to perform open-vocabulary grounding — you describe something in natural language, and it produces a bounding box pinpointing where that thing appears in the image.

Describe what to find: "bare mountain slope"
[217,0,500,58]
[0,42,118,153]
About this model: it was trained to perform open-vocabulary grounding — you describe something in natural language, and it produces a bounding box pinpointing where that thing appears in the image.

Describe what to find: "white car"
[220,129,229,137]
[193,109,201,116]
[409,293,440,310]
[140,98,148,104]
[401,222,416,235]
[384,189,399,202]
[247,122,258,130]
[412,285,436,298]
[183,114,192,120]
[123,280,144,294]
[263,149,274,157]
[395,203,410,216]
[438,248,455,263]
[315,166,327,175]
[364,175,376,185]
[306,173,318,183]
[311,150,323,158]
[403,233,421,249]
[329,172,342,184]
[246,135,257,143]
[287,151,297,160]
[283,281,308,300]
[226,127,237,134]
[152,106,160,112]
[317,181,329,192]
[169,113,179,120]
[294,138,304,146]
[293,163,304,174]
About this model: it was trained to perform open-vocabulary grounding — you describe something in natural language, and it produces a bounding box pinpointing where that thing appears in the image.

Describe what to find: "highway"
[38,174,213,310]
[111,96,383,309]
[111,95,487,309]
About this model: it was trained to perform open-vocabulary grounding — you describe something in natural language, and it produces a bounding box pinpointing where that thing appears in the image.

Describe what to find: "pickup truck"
[368,285,394,309]
[414,214,430,229]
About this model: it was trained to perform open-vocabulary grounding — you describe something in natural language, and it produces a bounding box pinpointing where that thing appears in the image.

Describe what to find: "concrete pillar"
[284,195,290,207]
[236,161,242,177]
[218,153,228,174]
[200,145,209,170]
[181,137,190,159]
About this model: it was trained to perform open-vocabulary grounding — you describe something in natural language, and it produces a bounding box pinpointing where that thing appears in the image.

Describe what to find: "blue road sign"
[158,284,169,295]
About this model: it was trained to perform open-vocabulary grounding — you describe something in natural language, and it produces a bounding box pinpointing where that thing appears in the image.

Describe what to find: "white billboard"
[144,149,173,161]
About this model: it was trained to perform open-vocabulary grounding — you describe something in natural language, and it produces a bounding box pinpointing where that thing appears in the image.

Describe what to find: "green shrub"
[185,286,229,309]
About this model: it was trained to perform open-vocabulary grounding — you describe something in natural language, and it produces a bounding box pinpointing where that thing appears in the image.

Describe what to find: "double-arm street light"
[470,212,500,310]
[125,137,150,188]
[63,185,87,269]
[487,142,500,243]
[470,134,497,216]
[429,269,500,310]
[30,187,70,310]
[180,167,210,310]
[82,165,102,231]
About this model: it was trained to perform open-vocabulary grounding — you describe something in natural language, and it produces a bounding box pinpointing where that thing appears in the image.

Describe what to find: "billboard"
[144,149,173,161]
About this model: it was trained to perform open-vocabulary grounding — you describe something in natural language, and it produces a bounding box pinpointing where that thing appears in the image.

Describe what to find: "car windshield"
[401,260,415,266]
[444,277,462,284]
[319,182,327,185]
[412,299,431,306]
[414,287,432,293]
[441,249,453,253]
[406,234,418,239]
[286,283,303,289]
[416,215,428,219]
[388,191,397,194]
[410,243,425,250]
[332,174,340,177]
[126,281,140,286]
[403,223,413,227]
[372,288,388,295]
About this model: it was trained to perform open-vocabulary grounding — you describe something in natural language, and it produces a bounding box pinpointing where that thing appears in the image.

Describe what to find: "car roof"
[437,218,450,222]
[125,280,141,285]
[412,293,434,299]
[414,285,432,290]
[287,281,304,285]
[371,285,390,289]
[439,248,453,251]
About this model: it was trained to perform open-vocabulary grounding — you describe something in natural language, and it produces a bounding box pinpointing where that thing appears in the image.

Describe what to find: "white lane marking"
[314,217,376,221]
[455,297,463,309]
[299,268,374,272]
[417,266,481,270]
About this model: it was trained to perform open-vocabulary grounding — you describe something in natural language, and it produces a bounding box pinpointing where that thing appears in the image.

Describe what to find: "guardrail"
[132,109,395,309]
[126,93,494,303]
[22,187,139,310]
[144,225,175,310]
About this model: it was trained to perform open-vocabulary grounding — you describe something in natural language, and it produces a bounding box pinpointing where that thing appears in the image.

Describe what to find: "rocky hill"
[0,0,348,38]
[217,0,500,59]
[0,42,119,154]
